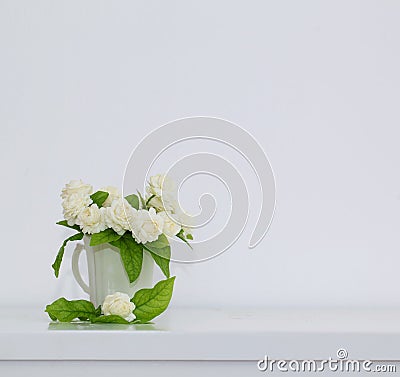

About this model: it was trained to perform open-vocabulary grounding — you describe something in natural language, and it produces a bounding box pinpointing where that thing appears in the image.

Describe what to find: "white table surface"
[1,306,400,361]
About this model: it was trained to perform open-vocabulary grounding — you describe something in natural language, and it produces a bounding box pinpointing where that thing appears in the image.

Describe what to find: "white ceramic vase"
[71,235,153,307]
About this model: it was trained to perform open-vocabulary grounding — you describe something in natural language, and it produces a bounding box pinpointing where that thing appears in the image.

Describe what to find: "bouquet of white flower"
[46,175,192,324]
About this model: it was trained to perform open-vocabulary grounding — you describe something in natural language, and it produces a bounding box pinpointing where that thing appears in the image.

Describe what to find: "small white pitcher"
[71,235,153,307]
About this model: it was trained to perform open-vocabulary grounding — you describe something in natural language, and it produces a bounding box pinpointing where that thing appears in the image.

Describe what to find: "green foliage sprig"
[46,277,176,324]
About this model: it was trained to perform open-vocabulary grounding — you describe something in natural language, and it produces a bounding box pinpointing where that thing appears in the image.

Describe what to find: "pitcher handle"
[71,243,90,294]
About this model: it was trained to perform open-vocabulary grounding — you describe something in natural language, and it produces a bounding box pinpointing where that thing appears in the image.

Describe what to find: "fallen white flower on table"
[102,292,135,321]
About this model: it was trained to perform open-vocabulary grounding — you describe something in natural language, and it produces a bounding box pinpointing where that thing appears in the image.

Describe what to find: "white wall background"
[1,0,399,308]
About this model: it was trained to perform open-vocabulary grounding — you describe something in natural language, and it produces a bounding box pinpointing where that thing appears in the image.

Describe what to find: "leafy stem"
[137,190,147,209]
[145,194,156,207]
[176,229,193,249]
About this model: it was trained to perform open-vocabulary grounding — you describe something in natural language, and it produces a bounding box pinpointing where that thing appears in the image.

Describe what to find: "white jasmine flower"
[146,174,176,197]
[76,204,107,234]
[62,193,92,226]
[131,207,164,244]
[146,194,178,213]
[159,211,181,237]
[146,174,178,212]
[175,209,194,237]
[102,292,135,321]
[61,180,93,199]
[105,198,134,235]
[100,186,121,207]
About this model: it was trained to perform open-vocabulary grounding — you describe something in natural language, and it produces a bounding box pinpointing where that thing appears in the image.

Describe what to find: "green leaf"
[90,191,109,207]
[91,315,130,324]
[132,277,176,323]
[149,251,170,278]
[125,194,140,210]
[176,229,193,249]
[52,232,84,278]
[146,233,170,249]
[145,248,170,278]
[95,305,102,317]
[144,234,171,278]
[45,298,97,322]
[56,220,81,232]
[186,234,193,240]
[110,235,143,283]
[90,228,122,246]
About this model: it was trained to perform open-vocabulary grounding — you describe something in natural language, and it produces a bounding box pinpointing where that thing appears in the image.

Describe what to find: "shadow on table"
[48,321,160,331]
